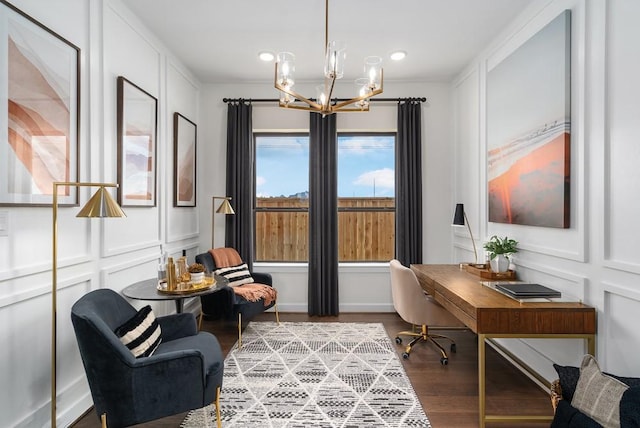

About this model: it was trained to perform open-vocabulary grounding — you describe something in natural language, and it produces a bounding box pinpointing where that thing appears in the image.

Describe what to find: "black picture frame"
[173,112,197,207]
[116,76,158,207]
[0,0,80,206]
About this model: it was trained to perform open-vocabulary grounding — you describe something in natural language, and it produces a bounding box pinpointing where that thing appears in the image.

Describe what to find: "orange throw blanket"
[209,248,277,307]
[209,248,242,268]
[233,283,277,307]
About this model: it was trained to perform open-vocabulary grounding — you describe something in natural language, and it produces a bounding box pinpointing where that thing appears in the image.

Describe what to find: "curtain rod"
[222,97,427,103]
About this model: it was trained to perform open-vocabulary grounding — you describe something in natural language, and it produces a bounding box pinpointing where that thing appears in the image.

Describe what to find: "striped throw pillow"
[215,263,254,287]
[115,305,162,358]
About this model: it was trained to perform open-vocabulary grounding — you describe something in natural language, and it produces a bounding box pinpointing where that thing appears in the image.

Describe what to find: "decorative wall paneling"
[166,60,201,244]
[603,0,640,274]
[452,0,640,381]
[482,0,587,263]
[452,67,482,262]
[0,0,202,425]
[602,282,640,374]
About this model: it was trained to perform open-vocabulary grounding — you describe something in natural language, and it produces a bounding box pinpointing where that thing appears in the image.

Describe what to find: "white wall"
[452,0,640,380]
[198,80,453,313]
[10,0,630,425]
[0,0,201,426]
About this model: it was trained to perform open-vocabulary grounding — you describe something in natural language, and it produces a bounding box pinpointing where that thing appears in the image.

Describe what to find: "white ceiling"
[121,0,535,84]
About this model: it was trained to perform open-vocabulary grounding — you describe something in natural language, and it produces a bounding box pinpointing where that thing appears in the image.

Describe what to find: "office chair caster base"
[402,352,410,359]
[395,337,403,344]
[440,357,448,365]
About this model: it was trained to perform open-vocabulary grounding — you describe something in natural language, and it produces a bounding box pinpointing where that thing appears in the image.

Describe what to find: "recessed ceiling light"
[390,51,407,61]
[259,51,275,62]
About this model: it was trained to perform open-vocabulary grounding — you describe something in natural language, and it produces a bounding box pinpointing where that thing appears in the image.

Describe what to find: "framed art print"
[173,112,197,207]
[0,0,80,206]
[486,10,571,228]
[116,76,157,207]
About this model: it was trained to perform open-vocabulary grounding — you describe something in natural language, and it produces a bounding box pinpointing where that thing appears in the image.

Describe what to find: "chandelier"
[274,0,383,115]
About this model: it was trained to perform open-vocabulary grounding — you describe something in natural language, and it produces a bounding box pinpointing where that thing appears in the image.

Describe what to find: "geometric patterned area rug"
[181,322,431,427]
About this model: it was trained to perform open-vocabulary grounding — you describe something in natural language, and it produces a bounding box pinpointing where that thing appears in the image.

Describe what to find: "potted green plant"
[483,235,518,272]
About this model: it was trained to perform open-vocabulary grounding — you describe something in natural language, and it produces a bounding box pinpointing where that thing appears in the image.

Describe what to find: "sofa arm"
[157,312,197,341]
[252,272,273,286]
[116,350,208,426]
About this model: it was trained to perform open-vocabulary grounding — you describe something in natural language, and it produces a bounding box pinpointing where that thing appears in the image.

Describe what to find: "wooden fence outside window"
[255,197,395,262]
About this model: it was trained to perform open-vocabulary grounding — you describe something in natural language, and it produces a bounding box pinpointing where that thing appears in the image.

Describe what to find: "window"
[254,132,395,262]
[337,133,395,262]
[254,133,309,262]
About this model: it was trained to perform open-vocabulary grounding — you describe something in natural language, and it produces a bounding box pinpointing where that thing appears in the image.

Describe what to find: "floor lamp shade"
[51,182,126,427]
[452,203,478,265]
[211,196,235,248]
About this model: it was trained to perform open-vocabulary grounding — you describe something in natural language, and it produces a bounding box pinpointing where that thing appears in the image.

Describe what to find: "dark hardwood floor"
[71,312,554,428]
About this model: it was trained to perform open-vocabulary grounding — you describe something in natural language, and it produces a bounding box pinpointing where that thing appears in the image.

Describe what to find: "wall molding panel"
[602,0,640,273]
[602,282,640,373]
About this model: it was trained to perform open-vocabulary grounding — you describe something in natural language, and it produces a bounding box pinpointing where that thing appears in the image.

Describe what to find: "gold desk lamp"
[211,196,234,248]
[51,182,126,427]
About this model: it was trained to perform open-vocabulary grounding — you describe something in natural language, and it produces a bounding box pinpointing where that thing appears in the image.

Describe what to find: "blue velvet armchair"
[195,248,279,346]
[71,288,223,428]
[196,249,278,322]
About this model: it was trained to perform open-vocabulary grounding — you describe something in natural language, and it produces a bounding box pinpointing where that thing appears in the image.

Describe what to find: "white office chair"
[389,259,465,365]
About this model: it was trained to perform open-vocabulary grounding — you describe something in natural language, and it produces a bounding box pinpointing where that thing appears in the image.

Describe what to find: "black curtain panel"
[225,99,255,270]
[395,99,423,266]
[308,112,339,316]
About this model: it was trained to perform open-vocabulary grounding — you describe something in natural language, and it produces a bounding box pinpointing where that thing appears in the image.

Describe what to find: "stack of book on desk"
[493,282,561,299]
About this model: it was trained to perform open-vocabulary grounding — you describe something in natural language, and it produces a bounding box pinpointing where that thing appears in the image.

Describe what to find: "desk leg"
[175,299,184,313]
[478,333,594,427]
[587,335,596,356]
[479,333,486,428]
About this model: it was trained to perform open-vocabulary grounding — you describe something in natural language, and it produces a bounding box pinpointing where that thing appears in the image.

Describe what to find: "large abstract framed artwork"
[116,76,157,207]
[173,112,197,207]
[487,10,571,228]
[0,0,80,206]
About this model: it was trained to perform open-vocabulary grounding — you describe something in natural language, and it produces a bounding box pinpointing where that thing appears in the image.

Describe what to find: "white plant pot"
[190,272,204,283]
[490,255,510,273]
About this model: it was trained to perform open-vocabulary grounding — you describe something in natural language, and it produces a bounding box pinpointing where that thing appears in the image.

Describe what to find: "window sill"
[253,261,390,274]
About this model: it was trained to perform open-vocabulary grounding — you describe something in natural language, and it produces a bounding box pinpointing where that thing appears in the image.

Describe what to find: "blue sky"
[256,134,395,198]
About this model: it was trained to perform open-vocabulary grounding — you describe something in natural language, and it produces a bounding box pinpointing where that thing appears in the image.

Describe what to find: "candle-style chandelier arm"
[331,69,384,110]
[274,65,384,114]
[274,62,322,110]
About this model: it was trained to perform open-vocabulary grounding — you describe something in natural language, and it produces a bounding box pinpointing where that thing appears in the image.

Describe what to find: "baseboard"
[267,303,395,313]
[182,300,395,315]
[340,303,395,312]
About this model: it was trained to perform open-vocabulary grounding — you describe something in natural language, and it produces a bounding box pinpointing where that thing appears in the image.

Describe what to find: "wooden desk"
[410,264,596,427]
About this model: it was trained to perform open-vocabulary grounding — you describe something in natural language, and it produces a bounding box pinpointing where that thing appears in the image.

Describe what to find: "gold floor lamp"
[51,182,126,428]
[211,196,234,248]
